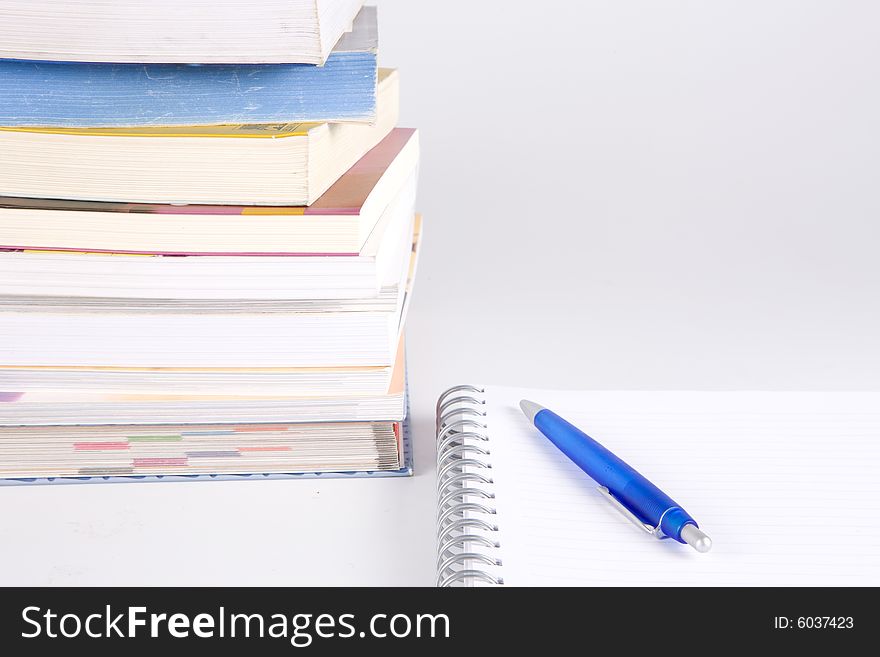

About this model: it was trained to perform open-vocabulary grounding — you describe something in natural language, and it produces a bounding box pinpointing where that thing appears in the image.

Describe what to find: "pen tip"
[681,525,712,553]
[519,399,545,423]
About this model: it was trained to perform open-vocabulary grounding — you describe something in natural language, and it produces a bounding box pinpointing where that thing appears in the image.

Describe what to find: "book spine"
[435,385,504,587]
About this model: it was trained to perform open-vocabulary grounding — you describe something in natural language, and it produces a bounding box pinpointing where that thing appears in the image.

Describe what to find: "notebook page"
[482,388,880,586]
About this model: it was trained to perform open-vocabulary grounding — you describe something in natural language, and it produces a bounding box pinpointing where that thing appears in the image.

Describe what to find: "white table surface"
[2,1,879,585]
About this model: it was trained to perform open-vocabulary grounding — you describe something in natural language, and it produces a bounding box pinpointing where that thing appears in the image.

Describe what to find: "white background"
[2,1,879,585]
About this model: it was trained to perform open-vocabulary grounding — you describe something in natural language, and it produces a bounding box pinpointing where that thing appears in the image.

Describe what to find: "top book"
[0,0,365,65]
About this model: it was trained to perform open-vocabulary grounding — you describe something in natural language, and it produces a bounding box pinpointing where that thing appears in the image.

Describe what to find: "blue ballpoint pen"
[519,400,712,552]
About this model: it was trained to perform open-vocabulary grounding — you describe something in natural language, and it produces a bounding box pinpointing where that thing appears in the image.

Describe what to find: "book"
[0,333,407,426]
[0,128,419,255]
[0,69,399,206]
[0,0,365,65]
[436,386,880,586]
[0,1,423,489]
[0,217,421,369]
[0,364,413,485]
[0,159,416,301]
[0,419,408,480]
[0,6,378,128]
[0,362,398,399]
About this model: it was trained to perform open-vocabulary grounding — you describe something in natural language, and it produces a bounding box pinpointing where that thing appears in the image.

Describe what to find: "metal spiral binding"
[436,385,504,586]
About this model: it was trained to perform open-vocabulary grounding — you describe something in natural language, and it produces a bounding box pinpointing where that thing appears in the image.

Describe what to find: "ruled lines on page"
[483,389,880,586]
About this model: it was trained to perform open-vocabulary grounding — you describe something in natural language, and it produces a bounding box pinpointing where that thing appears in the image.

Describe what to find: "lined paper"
[482,389,880,586]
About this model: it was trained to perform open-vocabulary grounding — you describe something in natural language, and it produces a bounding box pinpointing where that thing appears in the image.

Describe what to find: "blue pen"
[519,400,712,552]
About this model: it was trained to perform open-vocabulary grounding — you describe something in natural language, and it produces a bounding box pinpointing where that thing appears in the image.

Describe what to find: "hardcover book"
[0,417,410,480]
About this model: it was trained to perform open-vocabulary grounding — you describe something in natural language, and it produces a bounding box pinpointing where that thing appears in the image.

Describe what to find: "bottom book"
[0,412,412,485]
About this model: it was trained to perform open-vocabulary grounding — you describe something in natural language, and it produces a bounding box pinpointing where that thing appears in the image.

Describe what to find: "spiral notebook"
[436,386,880,586]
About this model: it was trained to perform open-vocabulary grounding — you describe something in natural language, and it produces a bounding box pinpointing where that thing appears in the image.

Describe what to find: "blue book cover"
[0,7,378,128]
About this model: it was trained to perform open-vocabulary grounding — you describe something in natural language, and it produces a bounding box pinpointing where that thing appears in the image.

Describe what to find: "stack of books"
[0,2,419,482]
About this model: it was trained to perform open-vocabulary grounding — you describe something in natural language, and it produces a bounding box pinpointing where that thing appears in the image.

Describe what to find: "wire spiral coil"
[436,385,504,586]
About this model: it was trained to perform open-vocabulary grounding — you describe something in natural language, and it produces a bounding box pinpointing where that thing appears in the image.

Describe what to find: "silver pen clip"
[596,486,670,540]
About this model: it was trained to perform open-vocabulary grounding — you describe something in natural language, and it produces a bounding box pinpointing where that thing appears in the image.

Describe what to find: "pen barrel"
[534,409,697,542]
[617,476,695,540]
